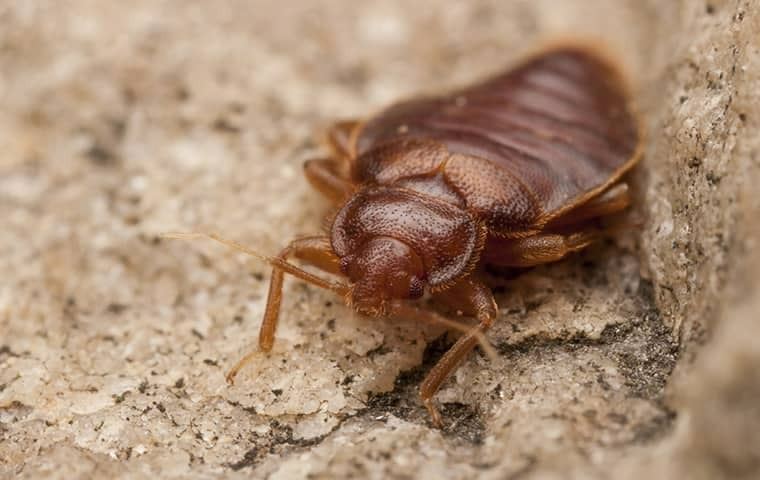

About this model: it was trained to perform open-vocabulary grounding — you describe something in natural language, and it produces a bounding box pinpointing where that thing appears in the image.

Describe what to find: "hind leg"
[547,182,631,229]
[483,230,600,267]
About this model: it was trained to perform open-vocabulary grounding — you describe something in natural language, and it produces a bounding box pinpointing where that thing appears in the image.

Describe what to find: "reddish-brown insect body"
[214,44,642,427]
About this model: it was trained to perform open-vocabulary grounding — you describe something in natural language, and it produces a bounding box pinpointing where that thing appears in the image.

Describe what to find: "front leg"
[421,277,498,427]
[227,236,343,382]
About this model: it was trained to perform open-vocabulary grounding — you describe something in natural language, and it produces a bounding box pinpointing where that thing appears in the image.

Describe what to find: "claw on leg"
[161,231,347,385]
[225,349,264,384]
[418,278,498,427]
[423,397,443,429]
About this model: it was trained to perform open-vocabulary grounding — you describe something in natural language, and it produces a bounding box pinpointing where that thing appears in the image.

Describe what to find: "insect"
[167,42,642,427]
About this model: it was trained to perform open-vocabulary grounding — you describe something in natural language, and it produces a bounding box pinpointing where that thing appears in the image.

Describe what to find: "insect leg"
[387,301,499,362]
[323,120,360,158]
[305,120,360,201]
[420,277,497,428]
[482,231,600,267]
[226,236,344,383]
[304,158,354,202]
[546,182,631,229]
[160,232,348,382]
[257,236,342,351]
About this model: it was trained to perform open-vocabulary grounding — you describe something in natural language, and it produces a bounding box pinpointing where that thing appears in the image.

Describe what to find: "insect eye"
[408,277,425,299]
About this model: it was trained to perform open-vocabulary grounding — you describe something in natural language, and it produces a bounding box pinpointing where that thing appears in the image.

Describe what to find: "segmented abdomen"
[354,47,641,236]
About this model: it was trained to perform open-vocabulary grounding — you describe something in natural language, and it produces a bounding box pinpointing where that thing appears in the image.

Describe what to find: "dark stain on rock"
[105,303,129,314]
[0,345,20,361]
[631,406,677,443]
[212,117,241,134]
[86,142,118,166]
[113,391,129,404]
[227,419,342,471]
[228,447,259,471]
[365,344,392,358]
[0,401,34,422]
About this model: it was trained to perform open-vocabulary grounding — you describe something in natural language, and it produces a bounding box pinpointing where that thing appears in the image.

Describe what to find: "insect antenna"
[161,233,498,362]
[160,232,349,296]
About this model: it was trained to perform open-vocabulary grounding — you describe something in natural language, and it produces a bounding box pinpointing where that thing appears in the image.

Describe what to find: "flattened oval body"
[350,46,641,237]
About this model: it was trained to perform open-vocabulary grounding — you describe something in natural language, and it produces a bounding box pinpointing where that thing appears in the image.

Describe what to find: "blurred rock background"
[1,1,758,479]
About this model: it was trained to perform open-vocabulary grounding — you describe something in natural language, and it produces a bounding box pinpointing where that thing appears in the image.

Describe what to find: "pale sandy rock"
[1,1,759,479]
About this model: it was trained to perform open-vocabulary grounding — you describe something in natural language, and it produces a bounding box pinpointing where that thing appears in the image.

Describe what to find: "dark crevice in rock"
[630,406,677,444]
[356,270,680,447]
[363,334,487,444]
[497,279,679,402]
[495,278,681,447]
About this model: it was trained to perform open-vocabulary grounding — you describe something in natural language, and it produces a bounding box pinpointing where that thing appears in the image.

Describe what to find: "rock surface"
[1,1,758,479]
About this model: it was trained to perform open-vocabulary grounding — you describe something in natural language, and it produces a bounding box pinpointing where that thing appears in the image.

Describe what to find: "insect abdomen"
[354,46,641,236]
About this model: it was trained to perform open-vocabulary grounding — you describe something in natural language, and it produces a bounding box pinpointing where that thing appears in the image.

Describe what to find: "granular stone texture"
[1,1,758,479]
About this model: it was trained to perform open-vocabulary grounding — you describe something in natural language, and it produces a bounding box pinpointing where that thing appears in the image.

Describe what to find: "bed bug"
[167,42,642,427]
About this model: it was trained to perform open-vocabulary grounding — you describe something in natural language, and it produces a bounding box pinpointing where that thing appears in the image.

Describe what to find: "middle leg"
[303,121,361,202]
[322,120,360,159]
[482,230,600,268]
[304,157,354,202]
[487,183,635,267]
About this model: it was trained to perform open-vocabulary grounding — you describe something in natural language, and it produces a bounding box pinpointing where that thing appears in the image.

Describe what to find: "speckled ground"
[1,1,759,479]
